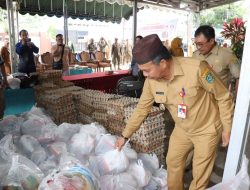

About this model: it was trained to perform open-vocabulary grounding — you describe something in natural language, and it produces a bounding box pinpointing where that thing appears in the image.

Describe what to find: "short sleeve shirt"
[193,44,240,88]
[122,57,234,138]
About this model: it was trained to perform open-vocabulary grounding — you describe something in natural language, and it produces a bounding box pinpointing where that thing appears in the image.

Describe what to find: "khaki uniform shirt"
[122,57,234,138]
[193,44,240,88]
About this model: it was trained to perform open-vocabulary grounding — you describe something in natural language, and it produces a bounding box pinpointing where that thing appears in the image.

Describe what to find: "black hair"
[194,25,215,41]
[136,35,143,40]
[19,29,28,36]
[152,45,172,65]
[56,34,63,38]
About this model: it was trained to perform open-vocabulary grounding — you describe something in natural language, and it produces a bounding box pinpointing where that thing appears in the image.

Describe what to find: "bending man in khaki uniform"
[115,34,234,190]
[193,25,240,96]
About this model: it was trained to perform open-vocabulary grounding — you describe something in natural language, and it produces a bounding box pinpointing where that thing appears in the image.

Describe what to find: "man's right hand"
[115,137,126,151]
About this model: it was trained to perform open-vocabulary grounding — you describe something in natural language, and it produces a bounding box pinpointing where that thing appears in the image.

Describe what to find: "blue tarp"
[4,88,35,116]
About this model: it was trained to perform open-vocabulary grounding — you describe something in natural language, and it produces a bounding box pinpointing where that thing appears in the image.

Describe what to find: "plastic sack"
[7,76,21,89]
[69,133,95,158]
[1,154,44,190]
[153,166,168,188]
[17,135,41,157]
[138,153,159,174]
[127,159,152,187]
[38,165,98,190]
[95,134,117,155]
[55,123,81,142]
[38,159,57,176]
[88,156,101,178]
[79,123,106,137]
[59,153,86,170]
[207,155,250,190]
[123,143,138,161]
[0,115,23,136]
[30,147,47,165]
[48,141,67,157]
[24,106,54,124]
[21,122,57,143]
[96,149,129,175]
[0,134,16,162]
[100,172,139,190]
[144,178,161,190]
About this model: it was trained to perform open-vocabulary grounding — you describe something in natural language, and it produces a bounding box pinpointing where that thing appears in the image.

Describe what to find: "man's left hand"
[221,131,231,147]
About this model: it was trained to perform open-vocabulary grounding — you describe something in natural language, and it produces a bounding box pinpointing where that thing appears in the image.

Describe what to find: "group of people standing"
[86,37,132,70]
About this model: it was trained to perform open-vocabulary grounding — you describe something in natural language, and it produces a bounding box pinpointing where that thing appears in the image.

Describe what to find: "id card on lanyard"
[177,88,187,119]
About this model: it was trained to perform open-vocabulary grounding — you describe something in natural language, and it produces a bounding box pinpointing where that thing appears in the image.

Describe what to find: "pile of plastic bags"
[0,106,167,190]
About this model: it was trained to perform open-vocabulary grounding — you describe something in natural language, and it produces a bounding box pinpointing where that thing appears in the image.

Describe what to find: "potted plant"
[221,18,246,61]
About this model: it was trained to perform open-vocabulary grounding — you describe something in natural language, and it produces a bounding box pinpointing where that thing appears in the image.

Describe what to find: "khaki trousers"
[166,126,222,190]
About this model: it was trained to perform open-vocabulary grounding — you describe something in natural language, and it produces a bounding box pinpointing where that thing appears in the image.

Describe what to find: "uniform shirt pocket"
[155,94,167,104]
[184,87,198,108]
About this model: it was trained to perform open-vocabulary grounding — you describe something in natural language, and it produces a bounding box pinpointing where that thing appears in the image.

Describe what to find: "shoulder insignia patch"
[205,73,215,84]
[201,67,215,84]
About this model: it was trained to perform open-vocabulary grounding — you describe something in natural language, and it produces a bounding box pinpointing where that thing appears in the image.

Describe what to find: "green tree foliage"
[47,25,57,41]
[199,2,246,28]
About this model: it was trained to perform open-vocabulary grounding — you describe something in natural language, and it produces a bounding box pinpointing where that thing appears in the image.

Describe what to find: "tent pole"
[132,0,138,46]
[6,0,18,73]
[63,0,69,45]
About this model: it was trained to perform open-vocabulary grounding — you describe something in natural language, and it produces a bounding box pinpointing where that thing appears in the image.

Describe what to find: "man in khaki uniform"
[193,25,240,93]
[115,34,234,190]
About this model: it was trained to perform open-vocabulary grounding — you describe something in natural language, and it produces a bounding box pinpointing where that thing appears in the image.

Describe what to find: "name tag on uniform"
[177,104,187,119]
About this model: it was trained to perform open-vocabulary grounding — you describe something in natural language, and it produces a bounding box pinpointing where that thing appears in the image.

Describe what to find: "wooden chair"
[69,52,85,66]
[34,54,43,72]
[79,51,98,72]
[40,52,53,70]
[95,51,111,72]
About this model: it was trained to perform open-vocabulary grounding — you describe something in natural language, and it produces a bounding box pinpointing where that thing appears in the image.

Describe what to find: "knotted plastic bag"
[207,155,250,190]
[127,159,152,187]
[96,148,129,175]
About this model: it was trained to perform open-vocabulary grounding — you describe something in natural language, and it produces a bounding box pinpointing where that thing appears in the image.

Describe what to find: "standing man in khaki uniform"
[193,25,240,96]
[115,34,234,190]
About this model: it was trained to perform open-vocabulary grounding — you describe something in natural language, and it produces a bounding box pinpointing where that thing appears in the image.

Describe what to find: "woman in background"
[170,37,184,57]
[1,40,11,74]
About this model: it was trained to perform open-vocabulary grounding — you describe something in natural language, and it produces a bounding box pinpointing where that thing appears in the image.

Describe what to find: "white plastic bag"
[17,135,41,157]
[1,155,44,190]
[79,123,106,137]
[30,147,47,165]
[69,133,95,158]
[96,149,129,175]
[0,134,16,161]
[55,123,81,142]
[153,166,168,188]
[38,165,98,190]
[123,144,138,161]
[100,172,139,190]
[95,134,117,155]
[21,121,56,143]
[48,141,67,157]
[138,153,159,174]
[0,115,23,136]
[127,159,152,187]
[207,155,250,190]
[7,76,21,89]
